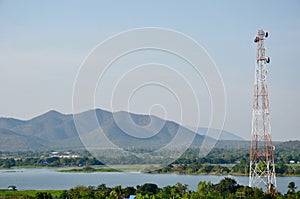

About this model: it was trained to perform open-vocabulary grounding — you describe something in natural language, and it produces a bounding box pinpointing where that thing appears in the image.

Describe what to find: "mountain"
[12,110,76,140]
[0,110,81,151]
[0,128,44,151]
[187,127,245,141]
[0,117,25,129]
[0,109,210,151]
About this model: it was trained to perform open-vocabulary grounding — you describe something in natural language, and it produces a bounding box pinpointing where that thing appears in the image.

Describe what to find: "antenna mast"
[249,29,276,192]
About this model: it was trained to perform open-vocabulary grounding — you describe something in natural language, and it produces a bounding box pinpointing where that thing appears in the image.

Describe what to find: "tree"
[122,186,136,198]
[288,181,297,194]
[3,158,16,168]
[197,181,214,196]
[199,164,214,173]
[253,187,265,199]
[136,183,159,195]
[175,182,188,194]
[35,192,52,199]
[110,185,123,199]
[67,187,80,199]
[276,162,288,174]
[96,183,111,197]
[59,190,68,199]
[214,177,237,196]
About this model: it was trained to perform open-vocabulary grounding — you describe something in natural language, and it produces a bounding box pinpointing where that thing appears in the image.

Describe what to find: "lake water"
[0,168,299,194]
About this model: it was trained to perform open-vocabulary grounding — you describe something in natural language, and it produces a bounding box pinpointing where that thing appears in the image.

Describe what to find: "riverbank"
[0,179,299,199]
[147,171,300,177]
[2,164,300,177]
[0,168,299,193]
[143,163,300,177]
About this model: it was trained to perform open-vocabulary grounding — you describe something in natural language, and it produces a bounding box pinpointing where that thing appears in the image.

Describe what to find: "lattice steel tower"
[249,29,276,192]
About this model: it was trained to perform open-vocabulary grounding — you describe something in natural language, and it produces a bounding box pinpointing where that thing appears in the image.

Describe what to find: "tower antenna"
[249,29,276,192]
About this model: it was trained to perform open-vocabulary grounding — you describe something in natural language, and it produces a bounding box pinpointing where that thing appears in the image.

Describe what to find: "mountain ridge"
[0,109,241,151]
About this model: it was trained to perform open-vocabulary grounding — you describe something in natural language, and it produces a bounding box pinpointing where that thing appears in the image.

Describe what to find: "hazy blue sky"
[0,1,299,140]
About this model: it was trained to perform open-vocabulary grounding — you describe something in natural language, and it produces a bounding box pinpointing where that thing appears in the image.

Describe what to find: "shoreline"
[1,167,299,177]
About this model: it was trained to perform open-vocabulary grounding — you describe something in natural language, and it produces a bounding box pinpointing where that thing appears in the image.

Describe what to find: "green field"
[0,190,63,198]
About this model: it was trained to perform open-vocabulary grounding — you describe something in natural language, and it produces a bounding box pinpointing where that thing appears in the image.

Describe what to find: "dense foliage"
[0,156,102,168]
[0,141,299,176]
[149,158,300,176]
[1,179,299,199]
[148,146,300,176]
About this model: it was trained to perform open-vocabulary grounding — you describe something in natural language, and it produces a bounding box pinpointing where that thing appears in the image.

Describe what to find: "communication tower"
[249,29,276,192]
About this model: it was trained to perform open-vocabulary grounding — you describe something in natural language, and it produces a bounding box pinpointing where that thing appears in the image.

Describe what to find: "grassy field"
[0,190,63,198]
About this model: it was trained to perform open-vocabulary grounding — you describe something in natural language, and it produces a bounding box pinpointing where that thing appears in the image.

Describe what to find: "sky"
[0,1,299,141]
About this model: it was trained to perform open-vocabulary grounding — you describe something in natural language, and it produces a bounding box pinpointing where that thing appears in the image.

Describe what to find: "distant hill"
[0,110,81,151]
[0,109,296,152]
[11,110,76,141]
[0,109,210,151]
[186,127,245,141]
[0,118,25,129]
[0,128,44,151]
[275,140,300,151]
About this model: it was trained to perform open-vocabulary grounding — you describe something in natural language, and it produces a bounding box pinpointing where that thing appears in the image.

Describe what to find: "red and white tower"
[249,29,276,192]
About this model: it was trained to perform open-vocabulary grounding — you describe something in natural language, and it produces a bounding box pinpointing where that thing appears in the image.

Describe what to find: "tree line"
[0,156,102,168]
[1,178,299,199]
[1,147,299,176]
[149,158,300,176]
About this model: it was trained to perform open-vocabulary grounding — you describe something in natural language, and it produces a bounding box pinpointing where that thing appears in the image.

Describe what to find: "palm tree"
[110,185,123,199]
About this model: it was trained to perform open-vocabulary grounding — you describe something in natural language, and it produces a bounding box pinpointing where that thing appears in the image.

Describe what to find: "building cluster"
[289,160,300,164]
[49,151,79,158]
